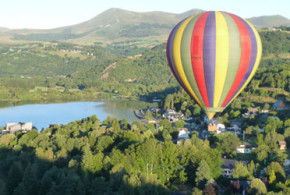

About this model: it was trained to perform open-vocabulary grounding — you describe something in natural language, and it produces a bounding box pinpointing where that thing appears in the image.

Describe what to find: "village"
[1,99,289,193]
[135,99,290,191]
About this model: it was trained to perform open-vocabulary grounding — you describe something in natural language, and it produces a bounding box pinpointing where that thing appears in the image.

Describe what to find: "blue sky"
[0,0,289,29]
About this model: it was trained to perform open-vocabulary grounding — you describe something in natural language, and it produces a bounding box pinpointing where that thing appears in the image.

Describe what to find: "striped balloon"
[166,11,262,119]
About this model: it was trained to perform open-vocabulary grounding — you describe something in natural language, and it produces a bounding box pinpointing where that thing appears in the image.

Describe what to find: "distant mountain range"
[1,8,290,45]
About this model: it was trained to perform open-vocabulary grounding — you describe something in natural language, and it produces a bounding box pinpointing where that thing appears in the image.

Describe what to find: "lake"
[0,100,158,130]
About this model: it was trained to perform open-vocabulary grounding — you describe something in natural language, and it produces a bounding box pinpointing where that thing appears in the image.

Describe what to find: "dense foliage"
[0,29,289,104]
[0,115,224,194]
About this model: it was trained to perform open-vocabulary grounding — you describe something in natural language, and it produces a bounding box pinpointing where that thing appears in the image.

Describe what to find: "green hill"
[5,8,289,45]
[247,15,290,29]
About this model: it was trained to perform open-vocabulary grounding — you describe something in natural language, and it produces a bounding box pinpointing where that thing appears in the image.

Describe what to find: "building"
[278,141,287,150]
[273,100,287,111]
[177,128,190,144]
[222,159,248,178]
[237,143,254,154]
[230,181,251,195]
[5,122,33,133]
[208,123,218,131]
[248,107,259,115]
[163,109,184,122]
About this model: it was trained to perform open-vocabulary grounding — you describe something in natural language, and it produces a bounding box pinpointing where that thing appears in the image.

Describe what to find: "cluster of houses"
[0,122,33,134]
[162,109,184,122]
[242,100,288,119]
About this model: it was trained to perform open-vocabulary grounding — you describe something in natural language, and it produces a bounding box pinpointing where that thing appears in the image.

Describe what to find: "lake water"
[0,100,157,130]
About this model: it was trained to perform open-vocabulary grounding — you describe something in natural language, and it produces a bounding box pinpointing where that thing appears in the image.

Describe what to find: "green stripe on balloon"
[218,12,242,107]
[180,13,205,106]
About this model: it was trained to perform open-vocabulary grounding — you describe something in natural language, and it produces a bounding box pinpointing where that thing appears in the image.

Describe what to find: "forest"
[0,108,289,194]
[0,28,289,105]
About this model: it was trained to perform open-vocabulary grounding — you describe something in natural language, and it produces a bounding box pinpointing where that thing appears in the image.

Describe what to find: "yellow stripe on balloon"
[172,15,203,106]
[214,11,229,108]
[223,20,262,108]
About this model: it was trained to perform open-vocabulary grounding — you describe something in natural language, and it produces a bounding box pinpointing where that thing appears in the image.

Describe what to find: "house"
[222,159,248,178]
[278,141,287,150]
[163,109,184,122]
[248,107,259,115]
[177,128,190,144]
[273,100,287,110]
[208,123,218,131]
[5,122,33,133]
[216,121,225,130]
[260,110,269,114]
[230,181,251,195]
[236,143,254,154]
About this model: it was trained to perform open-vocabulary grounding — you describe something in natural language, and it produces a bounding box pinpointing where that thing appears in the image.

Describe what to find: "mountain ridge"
[2,8,290,45]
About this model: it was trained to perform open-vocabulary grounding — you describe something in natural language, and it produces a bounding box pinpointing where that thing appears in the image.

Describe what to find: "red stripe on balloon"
[221,14,252,107]
[191,12,210,107]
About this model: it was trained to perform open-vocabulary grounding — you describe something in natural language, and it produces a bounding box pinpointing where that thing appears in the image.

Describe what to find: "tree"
[247,178,267,195]
[193,106,201,116]
[269,170,276,185]
[159,119,171,130]
[247,160,256,177]
[233,162,249,180]
[264,131,279,152]
[145,110,153,120]
[21,163,38,195]
[156,141,179,184]
[245,126,254,135]
[81,145,104,175]
[255,145,270,163]
[263,103,270,110]
[265,162,286,183]
[96,136,114,152]
[174,120,186,128]
[6,162,23,195]
[110,118,121,131]
[220,133,239,157]
[256,133,265,146]
[195,160,212,189]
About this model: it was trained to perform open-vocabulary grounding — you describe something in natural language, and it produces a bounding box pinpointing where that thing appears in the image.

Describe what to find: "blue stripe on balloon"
[167,20,187,89]
[203,11,216,107]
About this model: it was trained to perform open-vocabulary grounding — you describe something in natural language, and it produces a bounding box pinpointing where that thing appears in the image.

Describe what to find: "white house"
[237,143,253,154]
[177,128,190,144]
[216,121,225,130]
[5,122,33,133]
[163,109,183,122]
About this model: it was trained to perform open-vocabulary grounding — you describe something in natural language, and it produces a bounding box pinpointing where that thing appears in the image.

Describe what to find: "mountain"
[247,15,290,29]
[2,8,290,45]
[10,8,182,45]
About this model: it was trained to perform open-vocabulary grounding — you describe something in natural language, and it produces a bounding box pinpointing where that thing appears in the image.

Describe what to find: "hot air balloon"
[166,11,262,120]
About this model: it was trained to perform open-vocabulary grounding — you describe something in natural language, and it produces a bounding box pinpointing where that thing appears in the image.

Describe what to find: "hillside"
[247,15,290,29]
[11,8,180,45]
[2,8,289,45]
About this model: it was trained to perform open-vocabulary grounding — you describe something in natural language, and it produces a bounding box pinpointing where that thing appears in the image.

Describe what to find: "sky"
[0,0,289,29]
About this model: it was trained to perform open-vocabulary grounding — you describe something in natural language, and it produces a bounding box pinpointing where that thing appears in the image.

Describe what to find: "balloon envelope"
[166,11,262,119]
